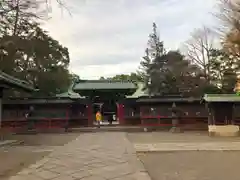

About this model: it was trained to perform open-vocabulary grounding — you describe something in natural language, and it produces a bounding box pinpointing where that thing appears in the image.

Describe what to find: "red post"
[140,106,143,125]
[117,103,124,125]
[87,104,93,126]
[65,106,69,130]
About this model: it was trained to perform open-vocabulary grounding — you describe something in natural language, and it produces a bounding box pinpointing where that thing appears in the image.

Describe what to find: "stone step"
[70,126,144,132]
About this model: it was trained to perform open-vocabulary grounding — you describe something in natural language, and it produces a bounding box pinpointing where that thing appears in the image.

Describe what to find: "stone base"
[208,125,240,137]
[143,127,155,132]
[169,127,183,133]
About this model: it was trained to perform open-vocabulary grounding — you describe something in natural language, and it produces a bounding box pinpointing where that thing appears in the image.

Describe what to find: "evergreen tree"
[138,22,165,95]
[0,0,72,96]
[139,23,214,96]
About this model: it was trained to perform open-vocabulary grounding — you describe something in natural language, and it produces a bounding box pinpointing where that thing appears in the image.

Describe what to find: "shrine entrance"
[72,80,137,126]
[92,96,118,125]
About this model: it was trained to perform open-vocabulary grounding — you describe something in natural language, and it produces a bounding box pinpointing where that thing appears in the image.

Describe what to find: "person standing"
[96,111,102,128]
[108,114,113,125]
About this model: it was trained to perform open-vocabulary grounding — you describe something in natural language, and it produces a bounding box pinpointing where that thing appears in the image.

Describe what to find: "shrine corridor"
[9,132,151,180]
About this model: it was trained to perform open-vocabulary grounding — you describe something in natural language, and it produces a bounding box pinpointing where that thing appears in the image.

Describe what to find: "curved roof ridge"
[0,71,35,91]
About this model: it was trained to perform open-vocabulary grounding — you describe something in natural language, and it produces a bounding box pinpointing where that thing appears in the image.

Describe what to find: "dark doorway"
[101,99,118,123]
[214,103,233,125]
[92,96,118,124]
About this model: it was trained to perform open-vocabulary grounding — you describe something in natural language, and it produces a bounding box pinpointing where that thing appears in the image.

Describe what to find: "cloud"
[42,0,218,79]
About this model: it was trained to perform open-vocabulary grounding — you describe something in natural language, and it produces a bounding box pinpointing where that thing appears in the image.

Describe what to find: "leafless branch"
[45,0,72,16]
[183,26,216,82]
[215,0,240,56]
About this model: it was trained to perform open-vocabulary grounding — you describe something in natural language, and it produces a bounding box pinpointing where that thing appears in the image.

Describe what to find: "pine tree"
[138,22,165,95]
[139,23,211,96]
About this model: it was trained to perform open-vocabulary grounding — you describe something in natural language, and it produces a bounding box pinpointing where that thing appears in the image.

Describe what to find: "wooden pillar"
[139,106,144,125]
[207,103,214,125]
[208,109,212,125]
[87,104,93,126]
[0,89,3,128]
[232,103,235,125]
[65,105,70,131]
[117,103,124,125]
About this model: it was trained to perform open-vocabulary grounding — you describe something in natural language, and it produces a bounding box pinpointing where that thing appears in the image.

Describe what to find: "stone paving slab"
[9,132,151,180]
[1,146,58,153]
[134,142,240,152]
[0,140,19,147]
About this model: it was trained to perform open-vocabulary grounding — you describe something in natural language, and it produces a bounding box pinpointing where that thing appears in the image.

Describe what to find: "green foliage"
[0,0,72,96]
[150,50,211,96]
[138,23,208,96]
[237,91,240,96]
[209,48,239,93]
[109,73,142,82]
[100,73,142,82]
[138,23,165,94]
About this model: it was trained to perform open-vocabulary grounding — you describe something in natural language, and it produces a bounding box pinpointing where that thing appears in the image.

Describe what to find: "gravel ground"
[138,151,240,180]
[0,132,80,179]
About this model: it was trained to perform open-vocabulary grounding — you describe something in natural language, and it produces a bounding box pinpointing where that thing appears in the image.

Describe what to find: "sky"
[42,0,218,79]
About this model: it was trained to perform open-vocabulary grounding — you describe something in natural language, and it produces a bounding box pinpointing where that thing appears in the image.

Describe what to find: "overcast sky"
[42,0,218,79]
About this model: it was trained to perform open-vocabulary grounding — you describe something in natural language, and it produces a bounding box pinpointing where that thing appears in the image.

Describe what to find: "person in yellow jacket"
[96,111,102,128]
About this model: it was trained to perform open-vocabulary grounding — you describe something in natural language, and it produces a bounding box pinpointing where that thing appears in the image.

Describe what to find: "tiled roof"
[0,71,35,91]
[203,94,240,102]
[73,80,137,90]
[137,96,201,103]
[56,81,84,99]
[3,97,89,104]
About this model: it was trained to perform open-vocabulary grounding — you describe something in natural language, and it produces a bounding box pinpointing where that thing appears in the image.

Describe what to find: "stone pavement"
[9,132,151,180]
[0,140,19,147]
[134,142,240,152]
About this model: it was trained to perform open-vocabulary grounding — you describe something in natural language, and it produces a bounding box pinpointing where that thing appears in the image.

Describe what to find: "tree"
[184,26,216,82]
[100,73,142,82]
[208,48,239,93]
[0,1,72,96]
[217,0,240,33]
[109,73,142,81]
[138,22,165,95]
[208,0,240,93]
[138,48,151,89]
[0,0,69,18]
[151,50,210,96]
[69,73,80,82]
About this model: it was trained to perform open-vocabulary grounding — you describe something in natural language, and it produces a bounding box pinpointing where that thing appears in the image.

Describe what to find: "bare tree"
[217,0,240,32]
[183,26,215,82]
[216,0,240,57]
[0,0,70,18]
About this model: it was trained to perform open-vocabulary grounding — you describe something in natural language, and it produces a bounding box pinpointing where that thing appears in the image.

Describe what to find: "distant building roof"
[0,71,35,91]
[203,94,240,102]
[56,92,82,99]
[56,81,85,99]
[73,80,137,91]
[137,96,201,103]
[3,97,89,104]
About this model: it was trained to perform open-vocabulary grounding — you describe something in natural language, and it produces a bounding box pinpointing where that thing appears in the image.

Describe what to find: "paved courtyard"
[128,132,240,180]
[5,131,240,180]
[9,132,151,180]
[134,142,240,152]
